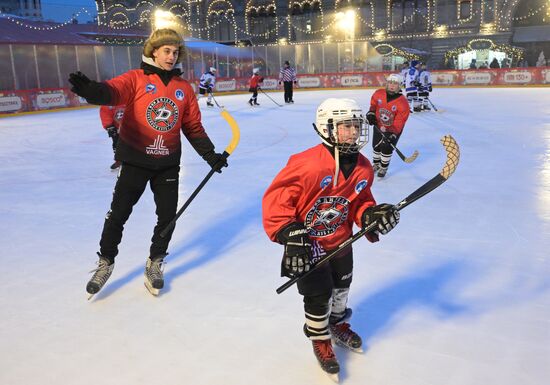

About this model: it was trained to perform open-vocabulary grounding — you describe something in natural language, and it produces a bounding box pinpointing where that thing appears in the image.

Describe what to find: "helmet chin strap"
[333,146,340,187]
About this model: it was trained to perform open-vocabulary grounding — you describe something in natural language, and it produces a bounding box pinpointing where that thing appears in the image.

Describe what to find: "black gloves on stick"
[362,203,400,237]
[277,223,312,278]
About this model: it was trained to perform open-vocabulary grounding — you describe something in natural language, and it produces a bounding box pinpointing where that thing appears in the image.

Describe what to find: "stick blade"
[404,150,419,163]
[440,135,460,179]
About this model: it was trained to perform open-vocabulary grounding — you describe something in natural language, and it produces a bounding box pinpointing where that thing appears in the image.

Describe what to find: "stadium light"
[335,9,356,40]
[153,10,177,31]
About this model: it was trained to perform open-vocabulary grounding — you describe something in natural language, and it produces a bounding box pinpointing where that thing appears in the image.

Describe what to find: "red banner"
[1,67,548,115]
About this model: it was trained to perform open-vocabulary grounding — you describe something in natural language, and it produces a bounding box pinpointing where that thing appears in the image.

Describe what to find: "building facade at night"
[93,0,549,68]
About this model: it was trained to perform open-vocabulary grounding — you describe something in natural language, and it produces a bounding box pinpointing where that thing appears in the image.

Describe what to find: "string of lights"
[2,1,547,42]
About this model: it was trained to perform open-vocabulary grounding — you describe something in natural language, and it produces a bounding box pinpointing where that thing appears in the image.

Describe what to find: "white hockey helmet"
[253,67,260,74]
[386,73,402,84]
[314,98,369,154]
[209,67,217,73]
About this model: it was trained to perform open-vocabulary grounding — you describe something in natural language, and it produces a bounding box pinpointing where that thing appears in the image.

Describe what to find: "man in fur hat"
[68,28,228,298]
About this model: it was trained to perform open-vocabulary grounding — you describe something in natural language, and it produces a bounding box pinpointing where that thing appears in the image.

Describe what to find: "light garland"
[457,0,474,23]
[444,37,524,65]
[3,0,548,46]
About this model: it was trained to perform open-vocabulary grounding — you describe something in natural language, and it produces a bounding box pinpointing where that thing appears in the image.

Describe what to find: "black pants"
[283,81,293,103]
[372,127,400,155]
[99,163,180,260]
[297,248,353,316]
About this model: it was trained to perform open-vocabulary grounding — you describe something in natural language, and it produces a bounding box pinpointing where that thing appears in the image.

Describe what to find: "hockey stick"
[160,109,240,238]
[373,125,419,164]
[258,87,283,107]
[427,98,443,113]
[276,135,460,294]
[210,92,225,109]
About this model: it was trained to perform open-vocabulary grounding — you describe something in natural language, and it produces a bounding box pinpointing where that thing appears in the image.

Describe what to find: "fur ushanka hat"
[143,28,185,63]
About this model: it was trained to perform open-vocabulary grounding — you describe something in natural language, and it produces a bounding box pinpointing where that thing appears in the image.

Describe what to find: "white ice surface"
[0,88,549,385]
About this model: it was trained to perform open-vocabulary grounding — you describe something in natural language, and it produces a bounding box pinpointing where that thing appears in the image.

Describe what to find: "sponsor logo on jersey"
[146,97,179,132]
[320,175,333,189]
[145,83,157,94]
[175,89,184,100]
[146,135,170,156]
[378,108,394,126]
[355,180,368,194]
[305,196,350,237]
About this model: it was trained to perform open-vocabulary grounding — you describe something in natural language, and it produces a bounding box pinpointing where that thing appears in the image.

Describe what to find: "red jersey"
[99,105,125,130]
[262,144,377,251]
[249,74,263,89]
[105,66,209,169]
[369,89,410,135]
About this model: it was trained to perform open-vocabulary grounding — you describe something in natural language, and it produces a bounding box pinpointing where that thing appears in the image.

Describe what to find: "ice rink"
[0,87,549,385]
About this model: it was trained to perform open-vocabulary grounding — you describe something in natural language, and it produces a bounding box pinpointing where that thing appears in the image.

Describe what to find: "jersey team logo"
[146,97,179,132]
[378,107,395,126]
[175,89,184,101]
[320,175,332,189]
[305,196,350,237]
[355,180,367,194]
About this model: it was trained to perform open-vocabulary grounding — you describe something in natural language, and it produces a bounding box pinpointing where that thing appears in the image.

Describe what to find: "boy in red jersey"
[262,98,400,379]
[99,104,125,170]
[248,68,263,106]
[69,28,228,298]
[366,73,411,178]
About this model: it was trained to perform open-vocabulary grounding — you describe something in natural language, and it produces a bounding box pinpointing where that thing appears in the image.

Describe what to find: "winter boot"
[110,160,121,170]
[144,255,166,296]
[86,253,114,299]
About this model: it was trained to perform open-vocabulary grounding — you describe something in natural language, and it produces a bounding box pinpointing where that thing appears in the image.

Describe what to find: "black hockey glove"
[106,126,118,138]
[68,71,93,98]
[428,85,433,92]
[277,223,312,278]
[203,151,228,173]
[362,204,400,237]
[68,71,111,105]
[385,133,398,144]
[366,111,377,126]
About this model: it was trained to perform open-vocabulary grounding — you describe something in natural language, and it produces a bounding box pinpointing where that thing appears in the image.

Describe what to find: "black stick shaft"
[259,88,283,107]
[160,150,229,238]
[276,156,455,294]
[373,124,413,163]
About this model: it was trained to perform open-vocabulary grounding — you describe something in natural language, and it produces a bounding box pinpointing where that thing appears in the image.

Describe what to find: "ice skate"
[254,101,260,106]
[312,339,340,382]
[248,99,254,106]
[372,162,381,173]
[377,167,387,178]
[206,101,214,107]
[144,257,165,296]
[330,322,363,353]
[86,254,114,300]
